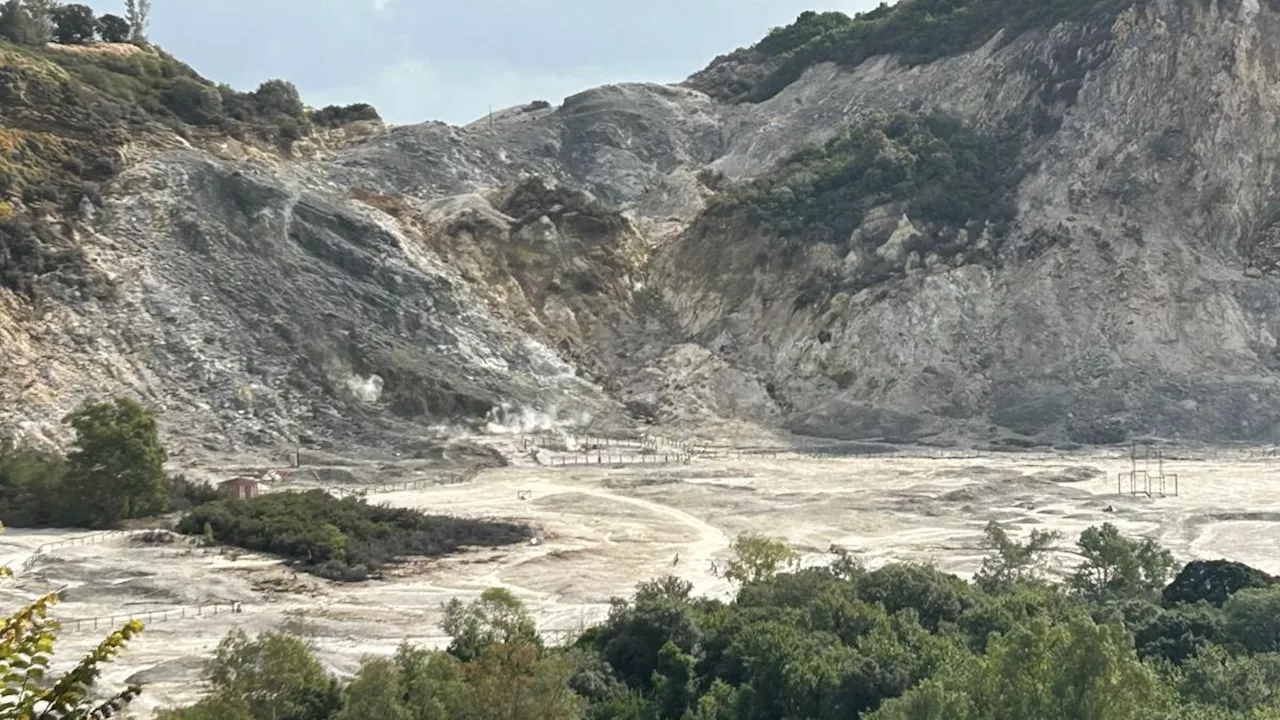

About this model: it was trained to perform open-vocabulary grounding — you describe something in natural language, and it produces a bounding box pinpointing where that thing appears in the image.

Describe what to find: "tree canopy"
[63,397,171,528]
[50,3,95,44]
[96,12,129,42]
[136,521,1280,720]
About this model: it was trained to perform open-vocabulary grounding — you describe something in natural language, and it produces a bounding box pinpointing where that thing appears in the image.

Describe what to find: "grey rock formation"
[6,0,1280,450]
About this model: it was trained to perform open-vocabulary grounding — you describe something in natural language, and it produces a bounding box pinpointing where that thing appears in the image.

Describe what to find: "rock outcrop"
[6,0,1280,450]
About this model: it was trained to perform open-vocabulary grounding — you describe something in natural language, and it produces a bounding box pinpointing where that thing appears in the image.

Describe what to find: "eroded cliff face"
[655,0,1280,444]
[5,0,1280,449]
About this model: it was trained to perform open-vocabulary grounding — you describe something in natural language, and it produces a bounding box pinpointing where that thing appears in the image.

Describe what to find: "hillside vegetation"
[0,1,379,299]
[693,0,1131,102]
[702,111,1021,299]
[709,112,1018,249]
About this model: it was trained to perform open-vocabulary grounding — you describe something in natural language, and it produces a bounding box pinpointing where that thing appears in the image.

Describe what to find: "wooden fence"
[19,529,203,571]
[545,452,691,467]
[34,530,133,555]
[62,602,246,633]
[327,477,455,498]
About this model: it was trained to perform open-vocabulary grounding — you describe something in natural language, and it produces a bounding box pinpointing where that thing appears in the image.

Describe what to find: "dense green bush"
[162,76,225,125]
[250,78,305,119]
[311,103,381,127]
[0,435,69,527]
[177,490,532,580]
[708,111,1019,269]
[1163,560,1277,608]
[740,0,1131,102]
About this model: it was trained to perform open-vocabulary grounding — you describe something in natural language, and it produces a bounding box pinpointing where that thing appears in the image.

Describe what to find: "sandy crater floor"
[3,448,1279,717]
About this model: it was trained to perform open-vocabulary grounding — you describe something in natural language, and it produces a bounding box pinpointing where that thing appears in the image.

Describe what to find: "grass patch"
[178,490,533,581]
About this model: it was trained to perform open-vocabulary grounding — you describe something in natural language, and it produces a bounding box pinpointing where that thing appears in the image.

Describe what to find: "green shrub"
[741,0,1131,102]
[161,76,224,125]
[277,115,303,142]
[251,78,304,119]
[0,435,69,527]
[708,111,1019,257]
[311,102,381,127]
[177,490,532,580]
[168,474,222,512]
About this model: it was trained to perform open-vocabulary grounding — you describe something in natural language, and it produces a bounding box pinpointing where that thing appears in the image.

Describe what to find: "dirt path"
[535,480,735,597]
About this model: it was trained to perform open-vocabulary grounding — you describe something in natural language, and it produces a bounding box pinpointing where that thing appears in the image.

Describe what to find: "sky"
[94,0,881,127]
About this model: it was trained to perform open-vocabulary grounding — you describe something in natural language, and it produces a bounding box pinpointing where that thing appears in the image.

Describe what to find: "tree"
[51,4,95,44]
[0,524,144,718]
[974,521,1060,592]
[868,615,1162,720]
[96,12,129,42]
[335,657,411,720]
[1133,603,1226,666]
[163,630,336,720]
[62,398,170,528]
[957,583,1077,653]
[1068,524,1177,601]
[593,576,702,690]
[858,563,976,632]
[22,0,57,43]
[0,0,37,44]
[0,434,69,527]
[441,588,540,663]
[1163,560,1276,608]
[723,532,800,586]
[124,0,149,42]
[686,680,745,720]
[464,639,583,720]
[1174,645,1280,714]
[394,644,469,720]
[651,641,698,719]
[1222,585,1280,654]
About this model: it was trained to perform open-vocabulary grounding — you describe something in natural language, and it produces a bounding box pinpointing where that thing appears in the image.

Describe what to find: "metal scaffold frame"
[1117,441,1178,498]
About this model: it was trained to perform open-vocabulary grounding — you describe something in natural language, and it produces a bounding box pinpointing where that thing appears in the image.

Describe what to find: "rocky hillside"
[5,0,1280,451]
